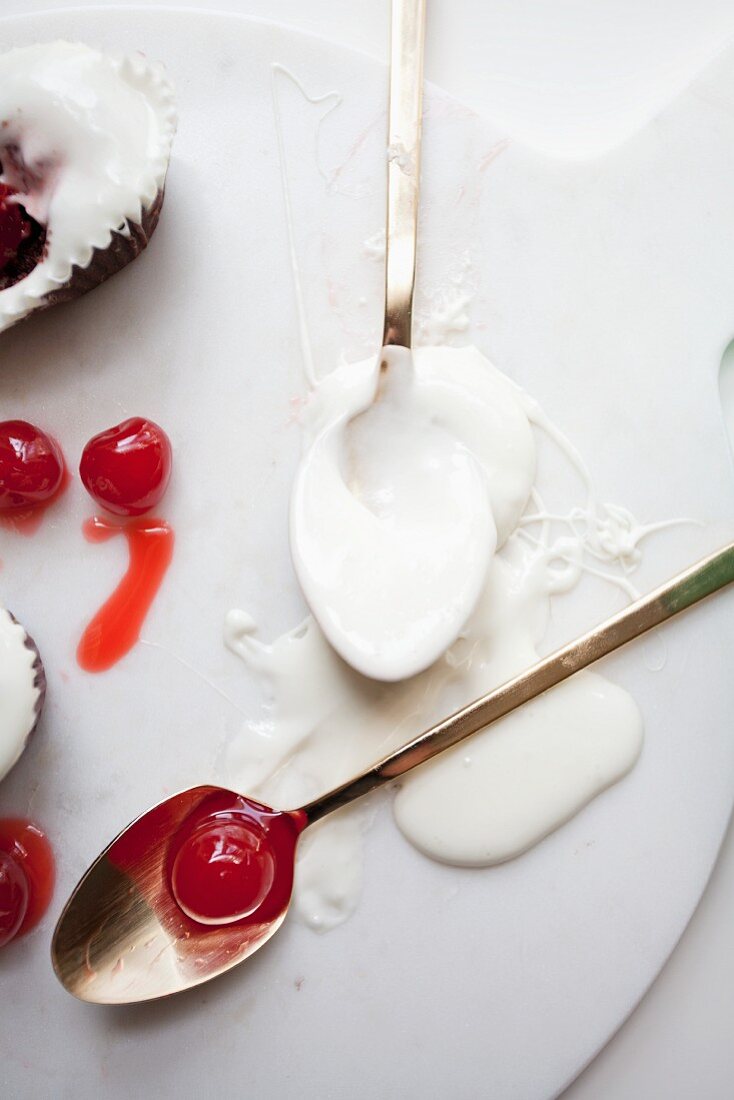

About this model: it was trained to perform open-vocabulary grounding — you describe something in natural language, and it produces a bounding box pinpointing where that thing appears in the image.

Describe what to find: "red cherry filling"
[0,181,46,288]
[0,420,66,514]
[0,183,30,268]
[0,818,55,948]
[80,417,172,517]
[171,812,277,925]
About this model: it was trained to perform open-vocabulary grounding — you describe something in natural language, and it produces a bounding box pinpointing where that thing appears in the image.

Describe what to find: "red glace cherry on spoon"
[169,795,303,925]
[171,813,275,925]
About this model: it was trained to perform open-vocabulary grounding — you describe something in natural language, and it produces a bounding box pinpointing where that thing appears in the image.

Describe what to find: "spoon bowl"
[52,786,305,1004]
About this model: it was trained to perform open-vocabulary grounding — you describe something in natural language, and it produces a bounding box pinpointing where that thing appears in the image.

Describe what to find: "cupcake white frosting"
[0,41,177,333]
[0,608,42,782]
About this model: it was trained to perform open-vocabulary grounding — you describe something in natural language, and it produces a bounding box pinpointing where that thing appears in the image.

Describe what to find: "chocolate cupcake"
[0,607,45,782]
[0,41,176,335]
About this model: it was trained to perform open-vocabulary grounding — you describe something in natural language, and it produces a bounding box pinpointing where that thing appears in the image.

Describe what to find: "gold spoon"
[52,541,734,1003]
[290,0,497,683]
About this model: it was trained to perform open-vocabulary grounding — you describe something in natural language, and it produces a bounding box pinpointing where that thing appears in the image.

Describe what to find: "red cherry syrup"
[76,516,174,672]
[0,818,55,948]
[80,417,172,518]
[0,419,67,533]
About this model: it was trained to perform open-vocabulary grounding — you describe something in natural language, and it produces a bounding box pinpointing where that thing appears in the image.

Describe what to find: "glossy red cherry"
[171,812,276,925]
[0,852,29,947]
[0,184,32,273]
[0,818,55,948]
[79,417,172,517]
[0,420,66,514]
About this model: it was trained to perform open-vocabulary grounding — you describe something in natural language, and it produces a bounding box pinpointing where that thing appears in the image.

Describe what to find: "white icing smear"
[396,670,642,865]
[290,345,535,680]
[0,41,176,331]
[226,345,655,929]
[392,550,643,865]
[0,608,40,783]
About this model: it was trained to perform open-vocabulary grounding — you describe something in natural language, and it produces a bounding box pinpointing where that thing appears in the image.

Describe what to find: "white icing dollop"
[290,345,535,680]
[0,41,176,332]
[0,608,41,782]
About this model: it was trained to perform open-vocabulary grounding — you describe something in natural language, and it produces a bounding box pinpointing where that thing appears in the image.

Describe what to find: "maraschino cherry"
[167,795,306,928]
[0,420,66,514]
[171,812,277,924]
[79,417,172,517]
[0,818,55,948]
[0,851,29,947]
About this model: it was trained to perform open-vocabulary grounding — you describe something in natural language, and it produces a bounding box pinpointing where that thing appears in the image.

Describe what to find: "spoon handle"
[303,542,734,823]
[382,0,426,349]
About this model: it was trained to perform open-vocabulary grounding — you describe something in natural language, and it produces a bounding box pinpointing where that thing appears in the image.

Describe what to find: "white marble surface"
[1,3,733,1097]
[567,813,734,1099]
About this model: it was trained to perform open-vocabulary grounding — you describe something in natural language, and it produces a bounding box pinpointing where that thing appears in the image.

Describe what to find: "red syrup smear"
[76,516,174,673]
[0,818,55,948]
[106,790,306,978]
